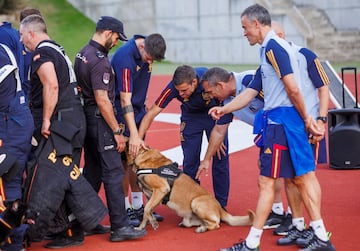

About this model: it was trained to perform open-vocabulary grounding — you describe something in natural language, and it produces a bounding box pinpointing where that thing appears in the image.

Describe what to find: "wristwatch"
[113,127,124,135]
[316,116,327,123]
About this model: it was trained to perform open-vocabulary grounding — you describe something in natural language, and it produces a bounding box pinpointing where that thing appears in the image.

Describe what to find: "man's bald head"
[272,21,285,39]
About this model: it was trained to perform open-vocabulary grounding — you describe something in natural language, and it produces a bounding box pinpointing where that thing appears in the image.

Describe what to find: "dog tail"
[220,209,255,226]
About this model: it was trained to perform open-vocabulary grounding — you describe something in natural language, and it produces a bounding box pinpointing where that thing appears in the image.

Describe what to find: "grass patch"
[26,0,96,61]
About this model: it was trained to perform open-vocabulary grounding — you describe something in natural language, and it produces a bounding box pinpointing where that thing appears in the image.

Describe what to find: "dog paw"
[151,221,159,230]
[195,226,207,233]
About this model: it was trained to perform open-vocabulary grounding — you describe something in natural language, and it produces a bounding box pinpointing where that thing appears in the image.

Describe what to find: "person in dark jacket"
[19,14,108,248]
[74,16,147,242]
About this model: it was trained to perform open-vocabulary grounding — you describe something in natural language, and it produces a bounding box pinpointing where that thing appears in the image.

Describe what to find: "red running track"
[28,74,360,251]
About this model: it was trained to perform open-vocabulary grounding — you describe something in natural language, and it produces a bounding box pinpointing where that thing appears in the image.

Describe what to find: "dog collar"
[136,162,181,205]
[136,162,181,178]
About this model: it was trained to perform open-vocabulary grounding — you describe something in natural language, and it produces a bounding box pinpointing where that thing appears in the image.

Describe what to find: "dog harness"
[136,162,182,204]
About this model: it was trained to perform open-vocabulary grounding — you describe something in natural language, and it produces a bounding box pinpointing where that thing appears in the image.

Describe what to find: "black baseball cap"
[0,149,19,182]
[96,16,128,41]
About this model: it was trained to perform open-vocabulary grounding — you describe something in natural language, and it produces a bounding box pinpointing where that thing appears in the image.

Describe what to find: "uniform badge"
[148,63,152,73]
[264,148,272,154]
[103,72,110,84]
[76,53,88,64]
[96,51,104,58]
[202,92,211,105]
[136,65,141,71]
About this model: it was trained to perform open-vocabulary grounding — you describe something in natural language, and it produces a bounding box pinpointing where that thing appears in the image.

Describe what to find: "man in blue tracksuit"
[197,68,263,179]
[111,33,166,225]
[138,65,231,208]
[213,4,334,251]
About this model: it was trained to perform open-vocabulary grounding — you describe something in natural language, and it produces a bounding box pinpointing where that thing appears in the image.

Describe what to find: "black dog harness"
[136,162,182,204]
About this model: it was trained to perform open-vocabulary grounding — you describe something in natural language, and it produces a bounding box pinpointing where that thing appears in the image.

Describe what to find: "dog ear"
[126,145,150,166]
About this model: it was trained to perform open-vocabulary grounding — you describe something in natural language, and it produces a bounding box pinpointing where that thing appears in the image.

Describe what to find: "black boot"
[44,222,84,249]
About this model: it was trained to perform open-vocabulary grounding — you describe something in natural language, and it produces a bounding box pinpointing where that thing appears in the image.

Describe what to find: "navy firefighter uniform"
[0,43,34,251]
[154,67,231,207]
[74,39,130,230]
[25,40,107,240]
[0,22,25,88]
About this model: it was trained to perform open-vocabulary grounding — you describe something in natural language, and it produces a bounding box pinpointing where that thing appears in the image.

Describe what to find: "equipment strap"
[0,43,22,92]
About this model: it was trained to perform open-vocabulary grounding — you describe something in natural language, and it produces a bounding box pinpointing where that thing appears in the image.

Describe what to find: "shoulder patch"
[103,72,110,84]
[76,53,88,64]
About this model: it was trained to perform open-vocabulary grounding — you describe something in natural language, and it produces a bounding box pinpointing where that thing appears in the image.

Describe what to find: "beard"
[104,38,114,50]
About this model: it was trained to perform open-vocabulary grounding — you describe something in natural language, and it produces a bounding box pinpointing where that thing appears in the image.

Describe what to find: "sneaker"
[44,230,84,249]
[296,227,314,248]
[263,211,285,229]
[110,226,147,242]
[134,205,164,222]
[273,213,292,236]
[298,234,335,251]
[219,240,259,251]
[277,225,304,245]
[126,208,141,227]
[84,224,111,236]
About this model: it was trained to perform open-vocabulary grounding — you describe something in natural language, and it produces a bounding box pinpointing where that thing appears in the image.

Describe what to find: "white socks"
[310,219,329,241]
[125,196,131,210]
[292,217,305,231]
[245,226,263,249]
[132,192,144,210]
[287,206,292,215]
[272,202,284,215]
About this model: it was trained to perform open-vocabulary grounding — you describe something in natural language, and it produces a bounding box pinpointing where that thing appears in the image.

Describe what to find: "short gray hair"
[20,14,47,34]
[201,67,231,87]
[241,4,271,26]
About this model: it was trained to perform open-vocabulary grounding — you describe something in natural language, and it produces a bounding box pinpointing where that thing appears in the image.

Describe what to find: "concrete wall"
[67,0,358,64]
[293,0,360,31]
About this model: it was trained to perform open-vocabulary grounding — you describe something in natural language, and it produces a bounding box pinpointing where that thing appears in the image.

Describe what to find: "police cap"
[96,16,128,41]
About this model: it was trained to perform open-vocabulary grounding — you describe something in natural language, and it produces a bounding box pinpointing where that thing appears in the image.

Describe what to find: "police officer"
[20,15,108,247]
[0,42,34,251]
[138,65,231,208]
[74,16,147,242]
[110,32,166,225]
